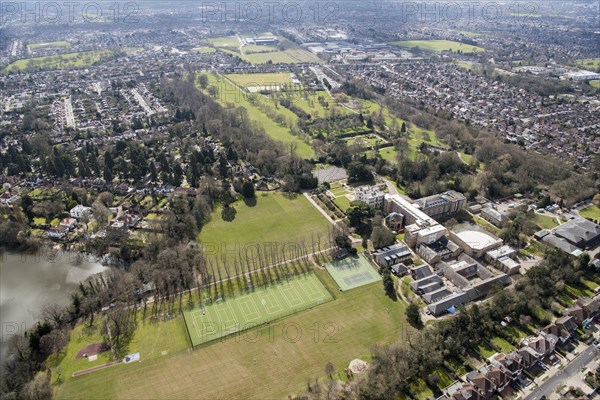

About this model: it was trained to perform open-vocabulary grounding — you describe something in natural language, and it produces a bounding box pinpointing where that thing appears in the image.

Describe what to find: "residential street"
[524,345,598,399]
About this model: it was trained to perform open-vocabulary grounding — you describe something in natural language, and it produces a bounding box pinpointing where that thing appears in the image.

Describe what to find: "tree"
[325,362,335,379]
[371,226,396,249]
[241,181,255,198]
[346,161,372,183]
[406,302,423,329]
[382,267,397,301]
[101,307,137,360]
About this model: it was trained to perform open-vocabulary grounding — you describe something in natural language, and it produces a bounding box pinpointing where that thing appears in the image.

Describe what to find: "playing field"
[324,255,381,291]
[576,58,600,72]
[28,41,71,50]
[3,50,113,73]
[390,39,485,53]
[198,192,330,264]
[183,273,332,346]
[225,72,293,88]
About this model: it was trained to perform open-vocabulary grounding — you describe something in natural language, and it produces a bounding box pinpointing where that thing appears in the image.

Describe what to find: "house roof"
[554,218,600,245]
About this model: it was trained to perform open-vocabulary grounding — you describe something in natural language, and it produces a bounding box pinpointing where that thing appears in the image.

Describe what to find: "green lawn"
[344,134,389,149]
[490,336,514,353]
[590,80,600,89]
[207,36,240,47]
[329,187,349,197]
[222,48,320,65]
[225,72,293,88]
[576,59,600,72]
[332,196,351,213]
[3,50,113,73]
[197,72,314,158]
[533,213,559,230]
[52,311,190,386]
[192,47,216,54]
[28,41,71,50]
[55,283,412,400]
[198,192,330,264]
[579,205,599,221]
[390,40,485,53]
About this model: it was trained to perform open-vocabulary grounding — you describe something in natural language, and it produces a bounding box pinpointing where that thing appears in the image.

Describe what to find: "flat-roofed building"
[414,190,467,220]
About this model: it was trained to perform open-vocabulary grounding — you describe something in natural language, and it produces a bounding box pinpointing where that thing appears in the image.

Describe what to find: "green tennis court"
[325,255,381,291]
[183,273,333,346]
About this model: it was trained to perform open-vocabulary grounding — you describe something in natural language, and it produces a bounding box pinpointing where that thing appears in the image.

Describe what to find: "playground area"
[324,255,382,291]
[182,273,332,346]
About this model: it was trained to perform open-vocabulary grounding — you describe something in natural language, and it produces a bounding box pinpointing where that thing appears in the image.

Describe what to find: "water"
[0,251,106,361]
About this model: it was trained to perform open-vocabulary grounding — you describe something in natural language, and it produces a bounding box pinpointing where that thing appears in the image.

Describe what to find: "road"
[524,345,598,399]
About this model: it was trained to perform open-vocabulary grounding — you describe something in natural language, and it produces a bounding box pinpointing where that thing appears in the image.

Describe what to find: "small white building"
[70,205,92,219]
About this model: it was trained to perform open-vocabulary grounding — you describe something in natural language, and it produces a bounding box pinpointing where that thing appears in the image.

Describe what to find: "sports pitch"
[324,255,381,291]
[183,273,332,346]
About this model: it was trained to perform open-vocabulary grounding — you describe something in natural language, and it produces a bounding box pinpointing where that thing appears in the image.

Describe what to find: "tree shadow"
[243,196,257,207]
[221,205,237,222]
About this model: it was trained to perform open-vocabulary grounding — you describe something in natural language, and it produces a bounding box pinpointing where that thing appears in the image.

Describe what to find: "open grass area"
[183,273,332,346]
[344,134,389,149]
[198,192,330,263]
[196,72,314,158]
[333,196,351,213]
[207,36,240,47]
[192,47,216,54]
[28,41,71,50]
[533,213,559,230]
[222,48,320,65]
[3,50,113,73]
[579,205,599,221]
[225,72,293,88]
[52,311,190,386]
[590,80,600,89]
[576,59,600,72]
[390,40,485,53]
[55,283,411,400]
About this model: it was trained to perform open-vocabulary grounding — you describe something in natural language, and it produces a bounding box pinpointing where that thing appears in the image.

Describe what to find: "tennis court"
[324,255,381,291]
[182,273,333,346]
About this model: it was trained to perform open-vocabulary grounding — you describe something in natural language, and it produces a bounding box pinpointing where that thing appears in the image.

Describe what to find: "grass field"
[3,50,113,73]
[590,80,600,89]
[533,213,559,230]
[333,196,351,212]
[55,282,412,400]
[192,47,216,54]
[198,192,330,263]
[390,40,485,53]
[579,205,600,221]
[197,72,314,158]
[183,273,332,346]
[576,59,600,72]
[225,72,293,88]
[222,48,320,65]
[28,41,71,50]
[324,255,382,291]
[207,36,240,47]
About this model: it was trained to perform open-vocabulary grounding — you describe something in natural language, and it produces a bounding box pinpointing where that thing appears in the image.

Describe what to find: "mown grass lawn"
[579,205,599,221]
[3,50,113,73]
[198,192,330,263]
[225,72,292,87]
[55,283,412,400]
[533,213,559,230]
[390,39,485,53]
[332,196,351,213]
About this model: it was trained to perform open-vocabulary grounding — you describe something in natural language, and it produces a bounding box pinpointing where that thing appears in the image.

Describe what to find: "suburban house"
[0,192,20,205]
[70,204,92,219]
[47,225,69,239]
[544,315,578,342]
[59,217,77,230]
